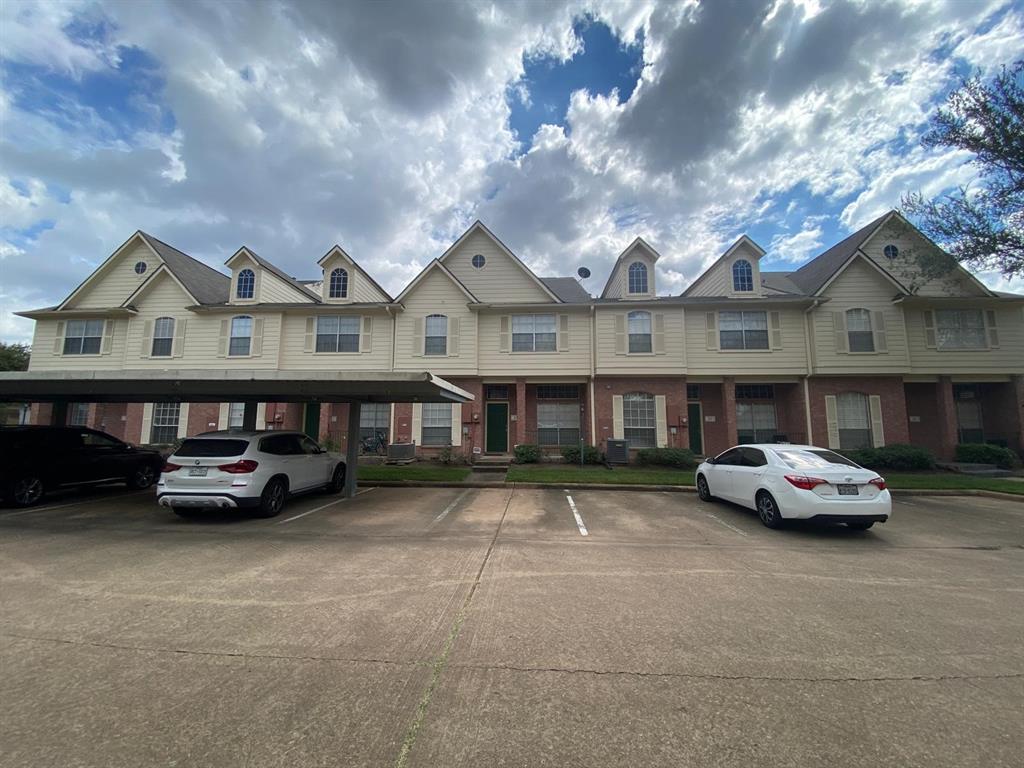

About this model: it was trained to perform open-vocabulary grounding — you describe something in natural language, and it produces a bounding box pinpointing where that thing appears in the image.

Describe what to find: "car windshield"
[174,438,249,457]
[774,448,861,470]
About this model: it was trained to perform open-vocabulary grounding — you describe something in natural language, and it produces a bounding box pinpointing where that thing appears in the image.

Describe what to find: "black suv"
[0,426,165,507]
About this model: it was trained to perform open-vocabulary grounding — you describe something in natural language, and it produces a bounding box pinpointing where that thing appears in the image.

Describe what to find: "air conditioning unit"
[605,439,629,465]
[387,442,416,461]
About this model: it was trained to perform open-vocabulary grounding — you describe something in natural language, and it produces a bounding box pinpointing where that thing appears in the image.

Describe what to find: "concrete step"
[937,462,1013,478]
[472,464,510,473]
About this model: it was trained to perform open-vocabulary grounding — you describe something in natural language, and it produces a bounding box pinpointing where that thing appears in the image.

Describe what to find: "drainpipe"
[802,299,823,444]
[589,304,597,449]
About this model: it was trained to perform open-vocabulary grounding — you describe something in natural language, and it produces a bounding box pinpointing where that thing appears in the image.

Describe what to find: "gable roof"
[787,213,889,295]
[138,232,230,305]
[316,245,394,302]
[439,220,562,302]
[541,277,591,303]
[120,263,200,307]
[600,237,662,298]
[758,271,805,296]
[226,247,321,302]
[395,259,479,304]
[681,235,766,297]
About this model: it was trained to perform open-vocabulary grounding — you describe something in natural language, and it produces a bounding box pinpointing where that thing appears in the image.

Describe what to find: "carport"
[0,370,473,497]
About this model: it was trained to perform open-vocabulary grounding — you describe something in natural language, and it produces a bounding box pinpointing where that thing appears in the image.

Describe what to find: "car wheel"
[256,478,287,518]
[756,491,783,529]
[325,463,346,494]
[127,464,157,490]
[696,474,714,502]
[10,476,45,507]
[847,521,874,531]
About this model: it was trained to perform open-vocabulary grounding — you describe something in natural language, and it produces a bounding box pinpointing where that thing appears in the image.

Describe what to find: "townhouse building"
[18,212,1024,461]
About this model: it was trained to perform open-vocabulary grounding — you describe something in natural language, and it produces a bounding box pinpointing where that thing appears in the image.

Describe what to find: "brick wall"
[592,376,687,452]
[904,383,942,452]
[807,376,910,448]
[188,403,221,434]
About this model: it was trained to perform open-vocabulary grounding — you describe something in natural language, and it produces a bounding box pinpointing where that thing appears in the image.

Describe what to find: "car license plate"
[837,484,858,496]
[188,467,208,477]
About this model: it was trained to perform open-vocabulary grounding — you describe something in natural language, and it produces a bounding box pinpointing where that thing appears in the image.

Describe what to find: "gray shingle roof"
[787,212,890,295]
[759,271,805,296]
[541,277,591,303]
[242,248,322,302]
[138,232,230,305]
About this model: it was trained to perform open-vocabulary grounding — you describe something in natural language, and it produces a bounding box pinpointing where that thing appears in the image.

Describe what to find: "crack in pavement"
[445,661,1024,684]
[393,488,513,768]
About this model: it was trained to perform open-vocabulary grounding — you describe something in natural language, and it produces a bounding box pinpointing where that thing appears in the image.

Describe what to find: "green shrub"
[635,447,699,469]
[514,444,541,463]
[561,444,604,464]
[437,445,467,465]
[955,443,1020,469]
[839,444,935,471]
[320,434,340,452]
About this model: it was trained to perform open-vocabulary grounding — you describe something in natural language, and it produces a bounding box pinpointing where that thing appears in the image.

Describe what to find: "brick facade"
[806,376,910,449]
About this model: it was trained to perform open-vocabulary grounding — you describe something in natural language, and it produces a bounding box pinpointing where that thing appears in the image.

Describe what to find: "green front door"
[485,402,509,453]
[303,402,321,439]
[687,402,703,454]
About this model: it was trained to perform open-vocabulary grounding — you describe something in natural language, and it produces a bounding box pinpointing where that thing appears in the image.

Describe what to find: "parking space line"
[276,487,376,525]
[0,491,150,518]
[565,492,588,536]
[704,512,748,536]
[431,489,471,525]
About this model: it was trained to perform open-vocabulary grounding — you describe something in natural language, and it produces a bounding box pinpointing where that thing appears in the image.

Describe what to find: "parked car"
[695,444,891,530]
[157,430,345,517]
[0,425,164,507]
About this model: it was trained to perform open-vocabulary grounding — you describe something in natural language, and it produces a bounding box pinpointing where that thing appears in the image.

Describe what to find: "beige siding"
[478,310,591,377]
[123,273,195,364]
[259,270,310,304]
[594,306,685,374]
[65,240,161,309]
[278,311,393,370]
[810,258,910,374]
[860,219,987,297]
[29,317,129,371]
[442,230,551,303]
[320,254,389,303]
[687,241,763,298]
[604,249,656,299]
[684,306,808,376]
[905,304,1024,374]
[394,268,477,375]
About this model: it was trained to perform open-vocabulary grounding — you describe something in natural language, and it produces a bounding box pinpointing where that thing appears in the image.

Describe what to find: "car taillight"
[784,475,827,491]
[162,462,182,473]
[217,459,259,474]
[869,477,887,491]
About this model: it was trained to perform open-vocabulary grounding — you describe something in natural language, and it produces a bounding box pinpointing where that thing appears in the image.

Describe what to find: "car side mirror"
[706,458,716,465]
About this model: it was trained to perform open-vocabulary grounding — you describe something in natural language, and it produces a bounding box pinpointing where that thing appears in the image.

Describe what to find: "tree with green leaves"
[901,60,1023,280]
[0,342,31,371]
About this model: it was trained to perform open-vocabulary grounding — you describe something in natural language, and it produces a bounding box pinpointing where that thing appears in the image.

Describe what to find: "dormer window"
[329,268,348,299]
[628,262,648,294]
[732,259,753,292]
[237,269,255,299]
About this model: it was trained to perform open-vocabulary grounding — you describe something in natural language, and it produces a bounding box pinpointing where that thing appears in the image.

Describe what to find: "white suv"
[157,431,345,517]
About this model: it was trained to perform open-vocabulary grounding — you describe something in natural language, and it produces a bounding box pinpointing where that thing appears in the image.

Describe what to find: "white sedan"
[695,444,891,530]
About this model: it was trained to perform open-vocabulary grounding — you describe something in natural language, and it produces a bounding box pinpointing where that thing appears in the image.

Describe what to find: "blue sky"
[1,0,1022,343]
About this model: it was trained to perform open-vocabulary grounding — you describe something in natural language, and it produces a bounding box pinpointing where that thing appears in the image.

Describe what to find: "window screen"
[936,309,985,350]
[229,316,252,356]
[150,403,180,444]
[537,402,580,446]
[421,403,452,446]
[623,392,656,448]
[628,311,652,353]
[425,314,448,355]
[512,315,556,352]
[837,392,871,450]
[152,317,175,357]
[63,319,104,355]
[719,311,768,350]
[846,308,874,352]
[316,316,360,353]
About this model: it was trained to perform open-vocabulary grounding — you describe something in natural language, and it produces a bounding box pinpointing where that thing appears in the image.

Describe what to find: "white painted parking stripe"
[705,512,748,536]
[0,490,150,518]
[566,494,588,536]
[432,489,470,525]
[276,487,375,525]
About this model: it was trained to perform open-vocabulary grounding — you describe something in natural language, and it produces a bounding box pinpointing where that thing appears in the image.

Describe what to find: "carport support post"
[50,401,68,426]
[242,401,258,431]
[343,401,361,498]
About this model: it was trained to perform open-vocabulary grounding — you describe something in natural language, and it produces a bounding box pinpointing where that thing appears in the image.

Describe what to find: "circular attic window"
[471,254,486,269]
[134,261,147,275]
[883,244,899,260]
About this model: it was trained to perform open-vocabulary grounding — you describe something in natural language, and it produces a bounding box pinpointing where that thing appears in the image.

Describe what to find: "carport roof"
[0,370,473,404]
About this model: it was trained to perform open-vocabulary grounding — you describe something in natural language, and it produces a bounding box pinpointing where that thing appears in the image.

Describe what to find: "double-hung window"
[360,403,391,444]
[425,314,447,355]
[316,316,360,353]
[719,311,768,350]
[936,309,986,350]
[151,317,175,357]
[512,314,556,352]
[846,308,874,352]
[227,402,245,428]
[623,392,656,448]
[837,392,872,450]
[421,403,452,446]
[151,403,180,444]
[537,402,580,447]
[63,320,104,355]
[229,316,253,356]
[628,311,652,353]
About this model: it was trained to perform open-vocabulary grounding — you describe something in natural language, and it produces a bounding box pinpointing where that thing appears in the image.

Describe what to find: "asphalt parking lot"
[1,485,1021,767]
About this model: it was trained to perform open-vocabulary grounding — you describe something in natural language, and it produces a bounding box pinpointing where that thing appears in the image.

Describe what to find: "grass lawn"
[882,472,1024,495]
[506,464,695,486]
[357,465,471,482]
